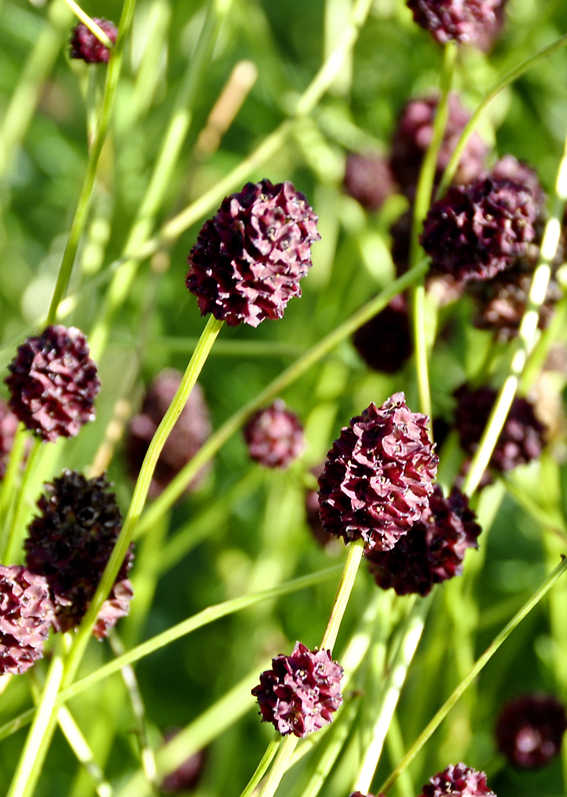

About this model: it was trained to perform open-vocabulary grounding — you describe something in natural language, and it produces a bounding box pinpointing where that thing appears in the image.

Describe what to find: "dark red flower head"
[0,399,19,481]
[0,565,54,675]
[125,371,211,498]
[406,0,503,45]
[352,296,412,374]
[69,18,117,63]
[251,641,343,737]
[5,325,100,442]
[243,400,305,468]
[160,733,206,794]
[419,763,495,797]
[186,179,320,327]
[495,693,567,769]
[366,486,481,596]
[25,470,133,639]
[390,94,488,199]
[317,393,438,552]
[421,177,538,283]
[343,152,395,211]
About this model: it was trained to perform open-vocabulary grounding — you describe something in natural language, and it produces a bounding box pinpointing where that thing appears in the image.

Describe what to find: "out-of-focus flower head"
[406,0,504,46]
[352,295,412,374]
[0,399,19,481]
[343,152,396,211]
[69,18,117,64]
[243,400,305,468]
[495,693,567,769]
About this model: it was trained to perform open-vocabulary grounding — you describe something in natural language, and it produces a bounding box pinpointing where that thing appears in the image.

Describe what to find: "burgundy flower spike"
[243,400,305,468]
[69,18,117,64]
[252,641,343,737]
[495,693,567,769]
[318,393,438,551]
[186,179,320,327]
[419,763,495,797]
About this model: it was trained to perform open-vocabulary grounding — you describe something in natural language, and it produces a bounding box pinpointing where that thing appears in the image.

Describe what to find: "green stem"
[56,708,113,797]
[61,0,115,47]
[239,733,280,797]
[379,556,567,794]
[320,539,365,651]
[258,736,298,797]
[2,439,42,564]
[0,425,27,562]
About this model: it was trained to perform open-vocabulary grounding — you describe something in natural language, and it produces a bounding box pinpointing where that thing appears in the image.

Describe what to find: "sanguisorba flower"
[421,177,538,283]
[318,393,438,552]
[251,641,343,737]
[25,470,133,639]
[352,295,412,375]
[243,400,305,468]
[0,565,54,675]
[495,694,567,769]
[406,0,504,46]
[69,18,117,64]
[366,486,481,596]
[5,325,100,443]
[343,152,395,211]
[419,764,495,797]
[186,179,320,327]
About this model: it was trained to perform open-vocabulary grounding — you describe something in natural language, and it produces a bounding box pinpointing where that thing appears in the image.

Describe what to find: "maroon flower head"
[491,155,546,214]
[406,0,503,45]
[0,565,54,676]
[421,177,538,283]
[318,393,438,552]
[496,693,567,769]
[25,470,133,639]
[454,384,546,472]
[390,94,488,199]
[343,152,395,211]
[69,18,117,64]
[352,295,412,374]
[125,371,211,498]
[186,179,320,327]
[419,764,495,797]
[251,641,343,737]
[366,486,481,596]
[243,400,305,468]
[6,325,100,443]
[0,399,19,480]
[160,733,206,794]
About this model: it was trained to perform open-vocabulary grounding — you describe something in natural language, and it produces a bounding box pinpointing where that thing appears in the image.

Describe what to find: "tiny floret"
[318,393,438,551]
[495,693,567,769]
[419,763,495,797]
[243,400,305,468]
[6,325,100,442]
[69,18,117,64]
[252,641,343,737]
[0,565,54,675]
[186,179,320,327]
[406,0,503,45]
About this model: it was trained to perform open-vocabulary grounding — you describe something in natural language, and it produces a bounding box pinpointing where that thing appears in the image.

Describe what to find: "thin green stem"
[239,733,280,797]
[320,539,365,651]
[2,439,42,564]
[56,708,113,797]
[379,556,567,794]
[61,0,114,48]
[258,735,298,797]
[0,425,27,562]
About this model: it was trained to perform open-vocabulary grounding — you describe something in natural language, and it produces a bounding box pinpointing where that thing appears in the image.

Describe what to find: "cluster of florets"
[0,565,54,676]
[69,18,117,64]
[352,296,412,374]
[366,486,481,596]
[5,325,100,442]
[186,179,320,327]
[419,764,495,797]
[406,0,504,46]
[252,641,343,737]
[125,371,211,498]
[317,393,438,551]
[25,470,133,639]
[243,400,305,468]
[495,693,567,769]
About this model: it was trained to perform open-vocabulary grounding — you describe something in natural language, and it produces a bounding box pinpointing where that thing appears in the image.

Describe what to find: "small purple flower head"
[421,178,538,283]
[343,152,395,211]
[0,399,19,481]
[318,393,438,552]
[251,641,343,737]
[186,179,320,327]
[406,0,503,45]
[0,565,54,675]
[69,18,117,64]
[25,470,133,639]
[419,763,495,797]
[125,371,211,498]
[390,94,488,199]
[5,325,100,443]
[352,295,412,374]
[243,400,305,468]
[495,693,567,769]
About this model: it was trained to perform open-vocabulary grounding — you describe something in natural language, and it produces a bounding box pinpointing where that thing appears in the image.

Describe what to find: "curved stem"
[239,733,280,797]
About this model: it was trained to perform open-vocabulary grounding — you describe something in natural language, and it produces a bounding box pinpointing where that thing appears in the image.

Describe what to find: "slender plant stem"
[379,556,567,793]
[56,708,113,797]
[0,425,27,562]
[2,439,41,564]
[239,733,281,797]
[61,0,114,47]
[258,736,299,797]
[321,539,365,651]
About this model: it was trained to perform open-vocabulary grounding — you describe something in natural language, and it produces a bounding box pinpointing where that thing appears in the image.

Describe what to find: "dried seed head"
[495,693,567,769]
[69,18,117,63]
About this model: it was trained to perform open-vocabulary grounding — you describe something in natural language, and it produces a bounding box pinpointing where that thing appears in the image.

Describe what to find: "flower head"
[251,641,343,737]
[495,693,567,769]
[5,325,100,442]
[69,18,117,63]
[406,0,503,45]
[317,393,438,551]
[160,734,205,794]
[186,179,320,327]
[343,152,395,211]
[352,296,412,374]
[366,486,481,596]
[125,371,211,498]
[0,399,19,480]
[0,565,54,675]
[243,400,305,468]
[419,763,495,797]
[25,470,133,639]
[421,178,538,282]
